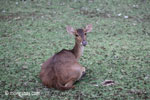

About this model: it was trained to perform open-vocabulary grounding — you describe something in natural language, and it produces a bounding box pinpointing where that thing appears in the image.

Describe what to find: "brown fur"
[40,25,92,90]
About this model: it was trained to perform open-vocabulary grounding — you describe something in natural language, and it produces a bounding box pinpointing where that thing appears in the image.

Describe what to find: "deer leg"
[76,67,86,82]
[82,71,86,77]
[82,67,86,72]
[64,79,75,89]
[81,67,86,76]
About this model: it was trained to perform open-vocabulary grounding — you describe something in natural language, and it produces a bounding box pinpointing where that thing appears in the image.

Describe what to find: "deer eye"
[75,34,79,37]
[85,33,87,35]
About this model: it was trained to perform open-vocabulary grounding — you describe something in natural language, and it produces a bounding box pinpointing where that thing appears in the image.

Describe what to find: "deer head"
[66,24,92,46]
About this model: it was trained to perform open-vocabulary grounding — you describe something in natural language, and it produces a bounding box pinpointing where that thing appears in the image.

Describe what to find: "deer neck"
[72,41,84,60]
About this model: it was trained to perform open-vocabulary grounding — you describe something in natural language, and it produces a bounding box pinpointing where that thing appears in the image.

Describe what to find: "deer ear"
[66,26,75,35]
[85,24,92,33]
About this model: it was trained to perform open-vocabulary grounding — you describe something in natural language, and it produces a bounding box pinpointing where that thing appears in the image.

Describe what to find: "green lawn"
[0,0,150,100]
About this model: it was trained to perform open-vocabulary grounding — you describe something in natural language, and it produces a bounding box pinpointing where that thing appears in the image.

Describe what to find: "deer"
[40,24,92,90]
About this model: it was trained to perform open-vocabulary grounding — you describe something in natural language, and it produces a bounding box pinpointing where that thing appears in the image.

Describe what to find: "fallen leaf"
[101,80,115,86]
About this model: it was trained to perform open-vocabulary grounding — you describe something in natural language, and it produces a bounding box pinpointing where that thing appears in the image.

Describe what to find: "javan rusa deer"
[40,24,92,90]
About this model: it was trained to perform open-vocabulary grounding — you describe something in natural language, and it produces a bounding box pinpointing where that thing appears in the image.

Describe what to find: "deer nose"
[82,41,87,46]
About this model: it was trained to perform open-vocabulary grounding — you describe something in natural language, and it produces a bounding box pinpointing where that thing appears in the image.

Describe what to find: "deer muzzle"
[82,41,87,46]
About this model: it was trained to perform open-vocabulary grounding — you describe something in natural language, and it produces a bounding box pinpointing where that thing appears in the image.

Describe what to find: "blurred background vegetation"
[0,0,150,99]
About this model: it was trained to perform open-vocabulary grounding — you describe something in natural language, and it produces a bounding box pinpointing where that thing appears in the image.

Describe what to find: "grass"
[0,0,150,99]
